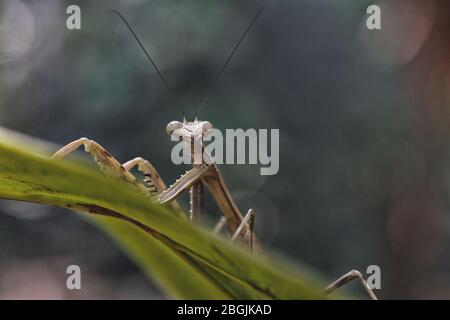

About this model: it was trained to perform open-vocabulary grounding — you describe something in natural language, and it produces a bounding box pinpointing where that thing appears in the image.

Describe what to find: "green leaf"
[0,134,329,299]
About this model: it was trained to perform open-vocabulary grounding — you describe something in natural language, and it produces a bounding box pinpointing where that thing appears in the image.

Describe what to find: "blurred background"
[1,0,450,299]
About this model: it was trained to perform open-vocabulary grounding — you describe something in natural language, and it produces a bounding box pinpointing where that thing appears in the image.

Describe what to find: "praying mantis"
[51,7,378,300]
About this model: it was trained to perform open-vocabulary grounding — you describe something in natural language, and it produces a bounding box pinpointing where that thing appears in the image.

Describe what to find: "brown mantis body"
[51,120,260,251]
[51,8,378,299]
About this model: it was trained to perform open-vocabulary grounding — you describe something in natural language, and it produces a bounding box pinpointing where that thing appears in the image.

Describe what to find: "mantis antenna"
[195,6,265,118]
[111,10,186,119]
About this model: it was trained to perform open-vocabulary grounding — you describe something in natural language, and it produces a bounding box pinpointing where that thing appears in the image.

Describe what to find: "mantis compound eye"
[166,121,183,135]
[201,121,213,135]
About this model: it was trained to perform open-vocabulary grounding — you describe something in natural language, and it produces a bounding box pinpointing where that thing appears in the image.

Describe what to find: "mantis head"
[166,119,213,143]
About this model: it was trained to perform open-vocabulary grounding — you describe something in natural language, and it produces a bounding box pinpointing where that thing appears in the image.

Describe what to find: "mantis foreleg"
[52,138,145,190]
[122,157,185,218]
[51,138,186,219]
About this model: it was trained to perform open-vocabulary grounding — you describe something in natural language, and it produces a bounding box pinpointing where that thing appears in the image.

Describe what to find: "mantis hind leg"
[231,209,255,252]
[324,269,378,300]
[214,209,256,252]
[213,216,227,234]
